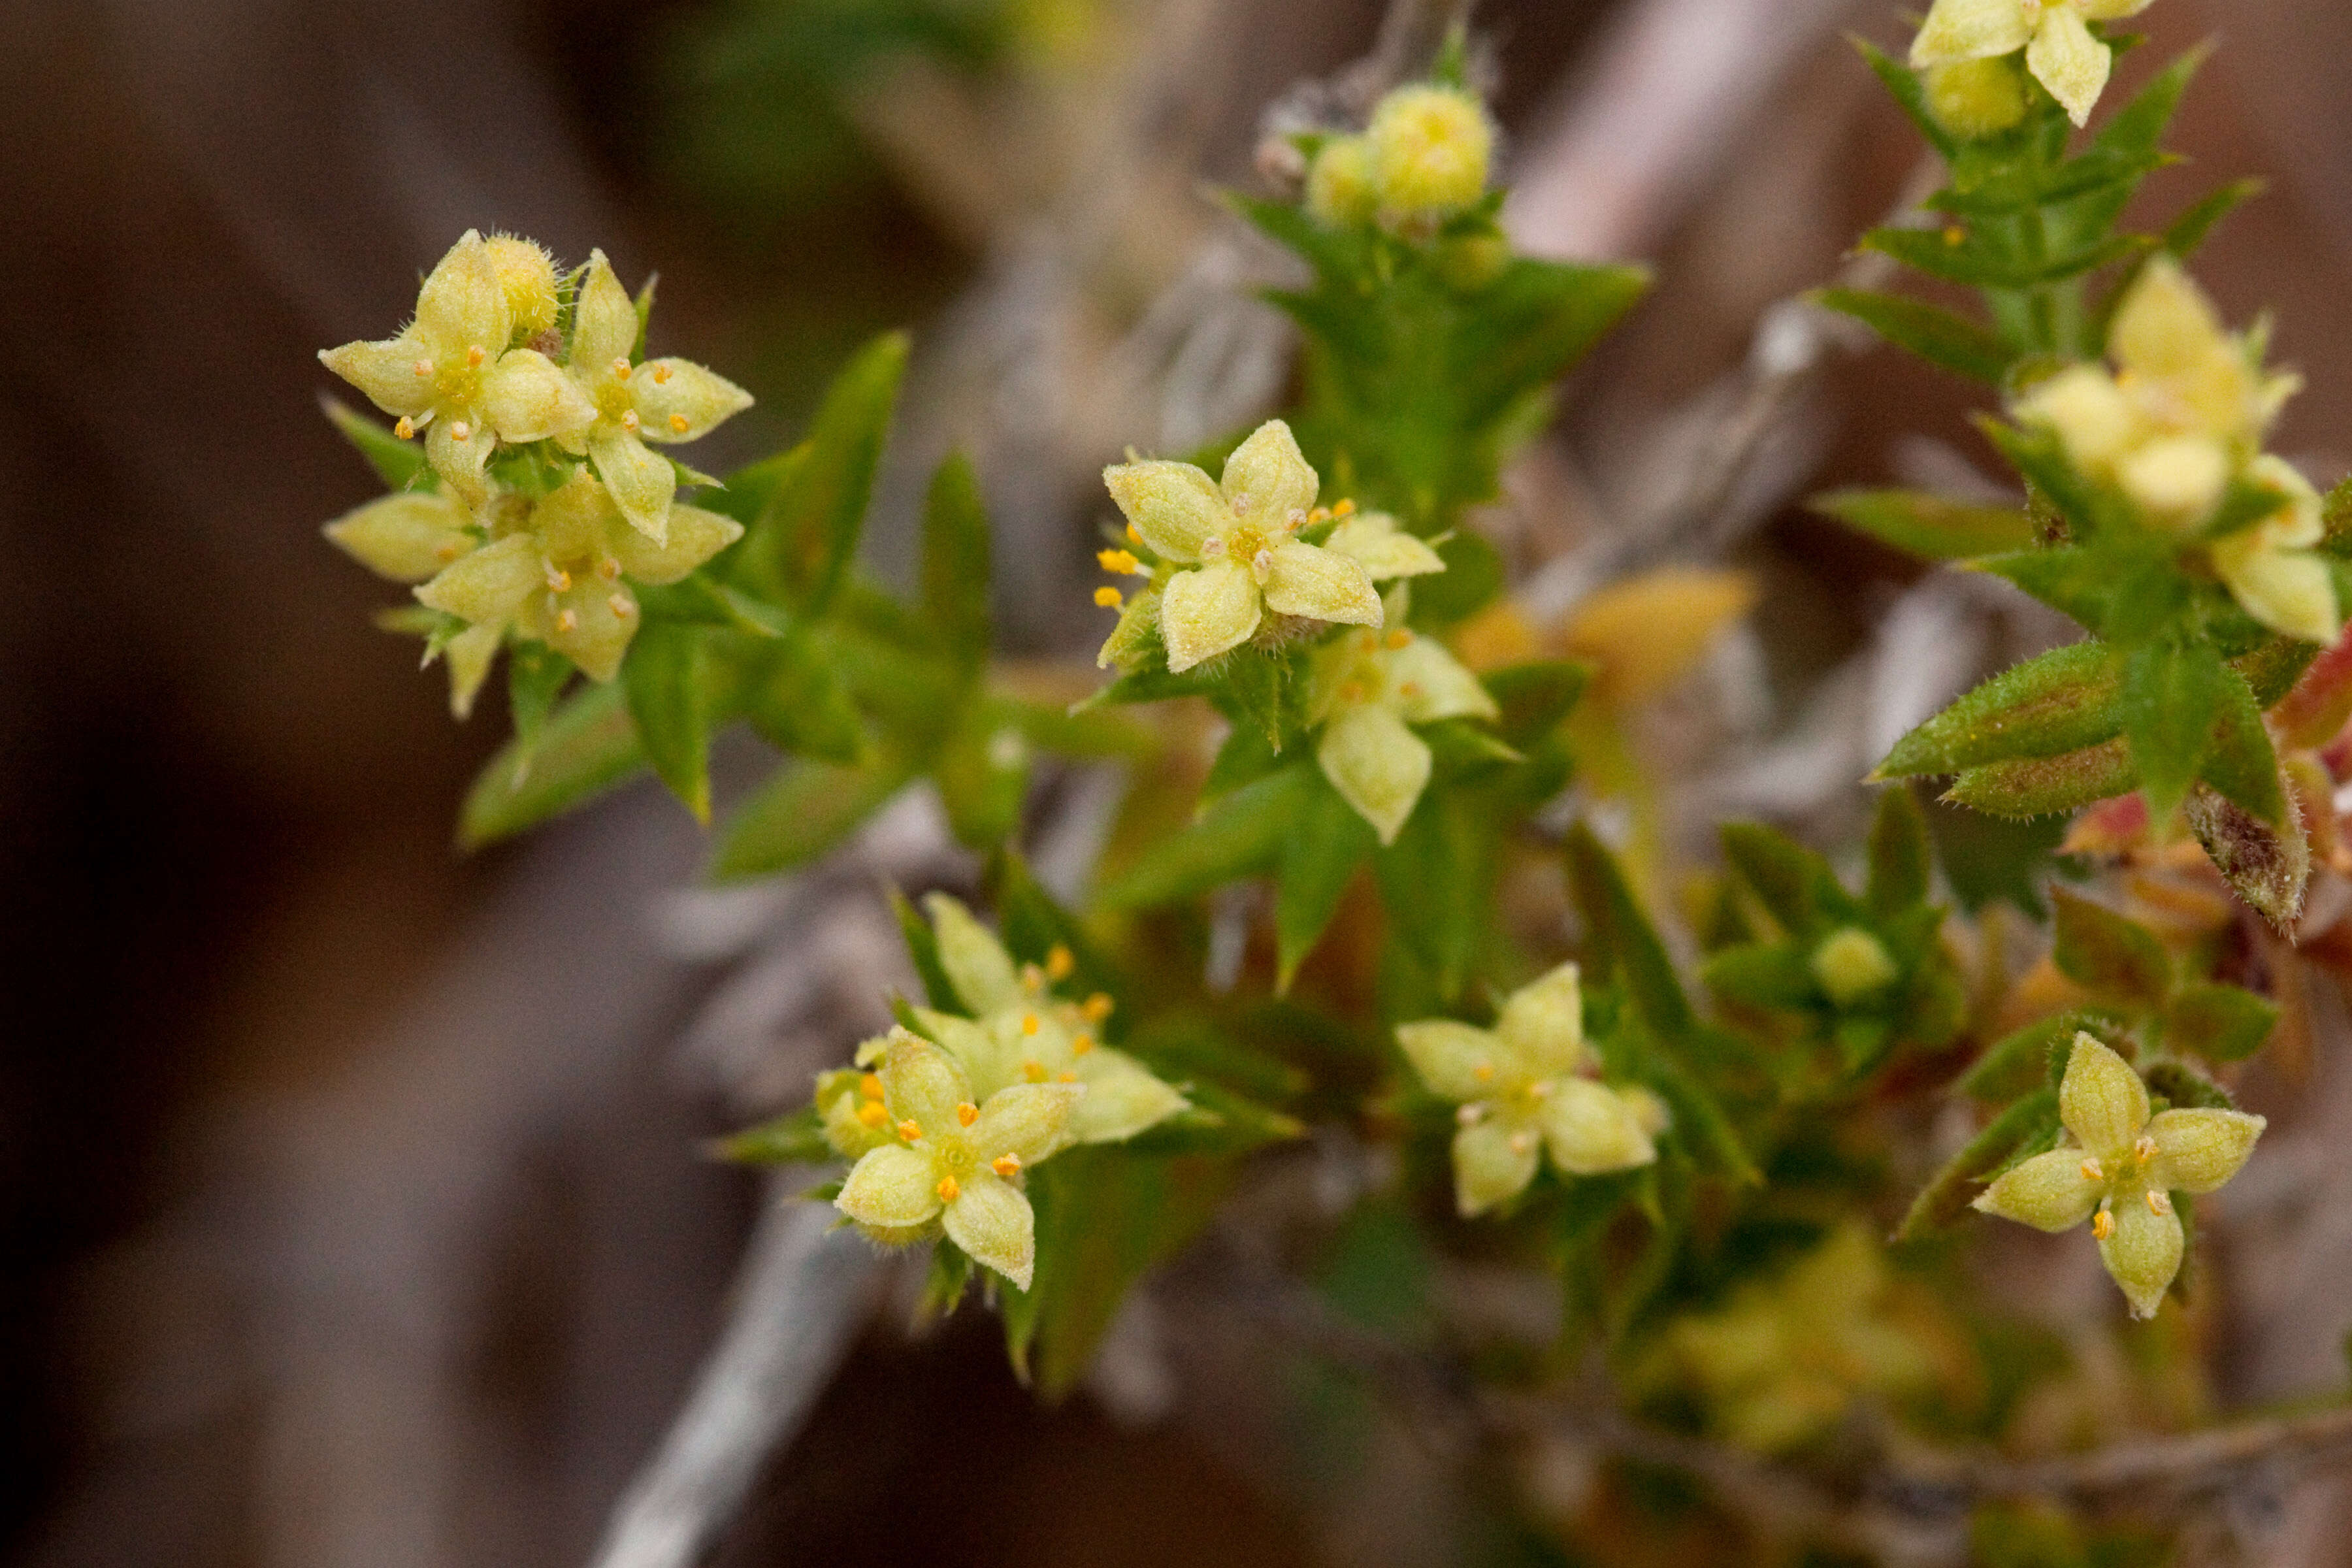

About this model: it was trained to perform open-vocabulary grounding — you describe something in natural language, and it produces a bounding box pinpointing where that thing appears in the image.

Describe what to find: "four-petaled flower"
[413,468,742,711]
[1307,586,1499,844]
[834,1028,1082,1290]
[911,894,1188,1145]
[2014,259,2334,642]
[1102,419,1380,672]
[1910,0,2152,128]
[1973,1033,2264,1318]
[319,229,593,506]
[1397,964,1662,1217]
[558,250,755,544]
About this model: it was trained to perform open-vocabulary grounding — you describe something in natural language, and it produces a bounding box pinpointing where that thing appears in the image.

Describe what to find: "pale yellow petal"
[2098,1197,2183,1318]
[2078,0,2153,22]
[444,623,503,720]
[1972,1149,2102,1232]
[1388,636,1497,723]
[1452,1119,1540,1217]
[2058,1034,2149,1162]
[970,1082,1084,1166]
[2110,259,2234,389]
[1160,560,1262,672]
[634,359,755,443]
[541,582,638,682]
[608,502,742,586]
[480,348,594,443]
[2117,435,2229,523]
[2026,8,2112,128]
[1537,1079,1657,1175]
[416,532,540,627]
[1909,0,2031,68]
[413,230,511,356]
[1104,459,1224,563]
[838,1145,943,1230]
[882,1033,973,1135]
[423,415,493,507]
[2015,365,2138,472]
[570,249,640,374]
[318,336,438,419]
[1324,513,1446,580]
[1262,541,1381,626]
[1316,702,1430,845]
[922,893,1025,1014]
[941,1171,1036,1290]
[1496,963,1584,1075]
[1396,1019,1507,1102]
[2215,536,2341,645]
[2146,1108,2266,1194]
[589,426,677,545]
[1219,419,1320,534]
[1068,1050,1186,1143]
[323,491,474,583]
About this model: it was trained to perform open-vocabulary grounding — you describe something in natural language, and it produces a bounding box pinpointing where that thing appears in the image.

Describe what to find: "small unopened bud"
[483,234,561,338]
[1923,56,2029,140]
[1810,927,1900,1006]
[1305,134,1378,227]
[1367,84,1493,221]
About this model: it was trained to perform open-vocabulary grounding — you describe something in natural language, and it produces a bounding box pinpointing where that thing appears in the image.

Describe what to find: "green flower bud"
[1923,56,2029,139]
[483,233,561,340]
[1810,927,1900,1006]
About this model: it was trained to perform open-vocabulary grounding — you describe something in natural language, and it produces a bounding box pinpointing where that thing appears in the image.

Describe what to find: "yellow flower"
[1307,587,1498,844]
[322,490,476,584]
[1396,965,1660,1217]
[834,1030,1081,1290]
[1910,0,2153,128]
[2211,456,2339,645]
[559,251,755,545]
[1973,1034,2263,1318]
[1100,419,1380,672]
[319,230,593,506]
[412,468,742,712]
[1367,84,1492,222]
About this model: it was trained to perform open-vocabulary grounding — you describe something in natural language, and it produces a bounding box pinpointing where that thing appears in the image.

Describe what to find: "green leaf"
[624,621,713,821]
[1852,36,1957,161]
[2198,665,2289,828]
[738,331,909,612]
[1100,764,1318,907]
[1373,787,1491,1000]
[1644,1053,1760,1186]
[1946,737,2134,819]
[2050,887,2170,1009]
[1924,796,2072,915]
[1895,1088,2061,1241]
[461,683,647,847]
[936,702,1032,850]
[1812,291,2010,384]
[921,451,992,670]
[1867,785,1933,915]
[1812,487,2037,561]
[1720,822,1848,936]
[505,642,574,762]
[1275,778,1377,990]
[1564,824,1694,1039]
[1482,660,1590,747]
[1863,226,2142,293]
[2121,638,2226,821]
[1960,1010,2118,1104]
[2142,1059,2238,1113]
[2185,783,2311,933]
[889,888,962,1013]
[2163,177,2264,262]
[1701,944,1819,1013]
[1974,547,2121,631]
[2163,982,2276,1064]
[711,751,915,881]
[743,630,865,764]
[1878,640,2121,778]
[713,1106,834,1165]
[320,396,430,489]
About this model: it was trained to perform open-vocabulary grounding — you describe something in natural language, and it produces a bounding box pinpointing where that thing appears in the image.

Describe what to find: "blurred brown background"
[3,1,2351,1565]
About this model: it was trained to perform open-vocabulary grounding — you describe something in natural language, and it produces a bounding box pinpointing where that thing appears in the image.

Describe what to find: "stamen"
[1473,1063,1494,1082]
[1045,945,1075,981]
[449,420,472,442]
[1126,522,1142,545]
[1201,536,1227,559]
[1021,1013,1041,1036]
[1385,629,1412,650]
[1251,547,1274,583]
[1399,681,1423,698]
[412,358,433,377]
[620,410,640,434]
[1456,1103,1484,1126]
[1331,499,1356,518]
[1943,224,1966,247]
[898,1119,922,1142]
[858,1101,888,1128]
[2092,1208,2115,1241]
[1071,1034,1095,1056]
[2147,1189,2173,1217]
[860,1073,885,1101]
[1097,548,1143,576]
[1230,491,1250,515]
[2080,1156,2103,1181]
[546,564,572,592]
[652,365,672,384]
[1059,1071,1078,1083]
[669,414,689,433]
[956,1102,979,1127]
[1094,587,1124,608]
[466,345,486,367]
[554,608,579,633]
[611,357,632,380]
[992,1154,1022,1177]
[1283,508,1306,532]
[610,594,633,617]
[937,1175,960,1202]
[2134,1135,2159,1163]
[598,556,620,580]
[1082,993,1114,1022]
[1340,681,1365,704]
[1509,1132,1534,1155]
[1020,964,1045,993]
[1023,1060,1047,1083]
[436,542,461,562]
[394,416,416,440]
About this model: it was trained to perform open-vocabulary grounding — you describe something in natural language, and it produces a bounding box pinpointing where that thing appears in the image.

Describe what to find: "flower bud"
[1305,135,1378,227]
[483,234,561,340]
[1368,84,1492,222]
[1437,231,1510,291]
[1810,926,1900,1006]
[1923,56,2029,140]
[2117,434,2229,525]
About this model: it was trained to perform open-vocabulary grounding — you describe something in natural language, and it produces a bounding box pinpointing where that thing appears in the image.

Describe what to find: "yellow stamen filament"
[956,1102,978,1128]
[1097,549,1143,576]
[1386,629,1412,650]
[1023,1060,1047,1083]
[1071,1034,1095,1056]
[1045,945,1075,981]
[897,1119,922,1141]
[2080,1157,2103,1181]
[2093,1209,2115,1241]
[857,1102,888,1128]
[394,416,416,440]
[860,1073,885,1101]
[937,1175,959,1202]
[668,414,689,433]
[992,1154,1021,1177]
[612,357,632,380]
[466,344,486,367]
[653,365,672,384]
[620,410,640,434]
[1083,993,1113,1022]
[1095,587,1124,608]
[2147,1190,2172,1216]
[1021,1013,1041,1036]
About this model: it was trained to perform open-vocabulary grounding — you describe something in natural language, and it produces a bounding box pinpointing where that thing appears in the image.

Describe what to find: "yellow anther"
[598,556,621,580]
[412,357,433,377]
[436,542,461,562]
[992,1154,1022,1177]
[2080,1157,2104,1181]
[1022,1060,1047,1083]
[1094,587,1124,608]
[1083,993,1113,1022]
[860,1073,885,1101]
[653,365,672,384]
[1045,945,1075,981]
[449,420,472,442]
[1020,963,1045,993]
[546,564,573,592]
[2093,1208,2115,1241]
[394,416,416,440]
[1340,681,1366,704]
[2134,1135,2159,1164]
[1021,1013,1041,1036]
[668,414,689,433]
[1456,1103,1484,1126]
[1307,507,1331,525]
[1473,1063,1494,1082]
[1385,629,1412,650]
[1097,548,1141,576]
[2147,1189,2173,1217]
[1071,1034,1095,1056]
[1509,1132,1535,1155]
[1943,224,1966,246]
[620,410,640,434]
[1126,522,1142,545]
[898,1119,922,1141]
[1331,498,1356,518]
[937,1175,960,1202]
[1283,508,1306,532]
[956,1102,979,1127]
[857,1101,889,1128]
[610,594,633,617]
[466,344,486,367]
[1059,1071,1078,1083]
[612,357,632,380]
[1399,681,1423,698]
[554,608,579,633]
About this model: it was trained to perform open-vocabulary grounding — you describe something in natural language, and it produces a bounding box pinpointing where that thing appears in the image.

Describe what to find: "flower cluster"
[2015,259,2334,644]
[1396,964,1663,1217]
[319,231,755,711]
[1910,0,2151,129]
[1307,82,1494,231]
[1305,585,1497,844]
[1972,1034,2264,1317]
